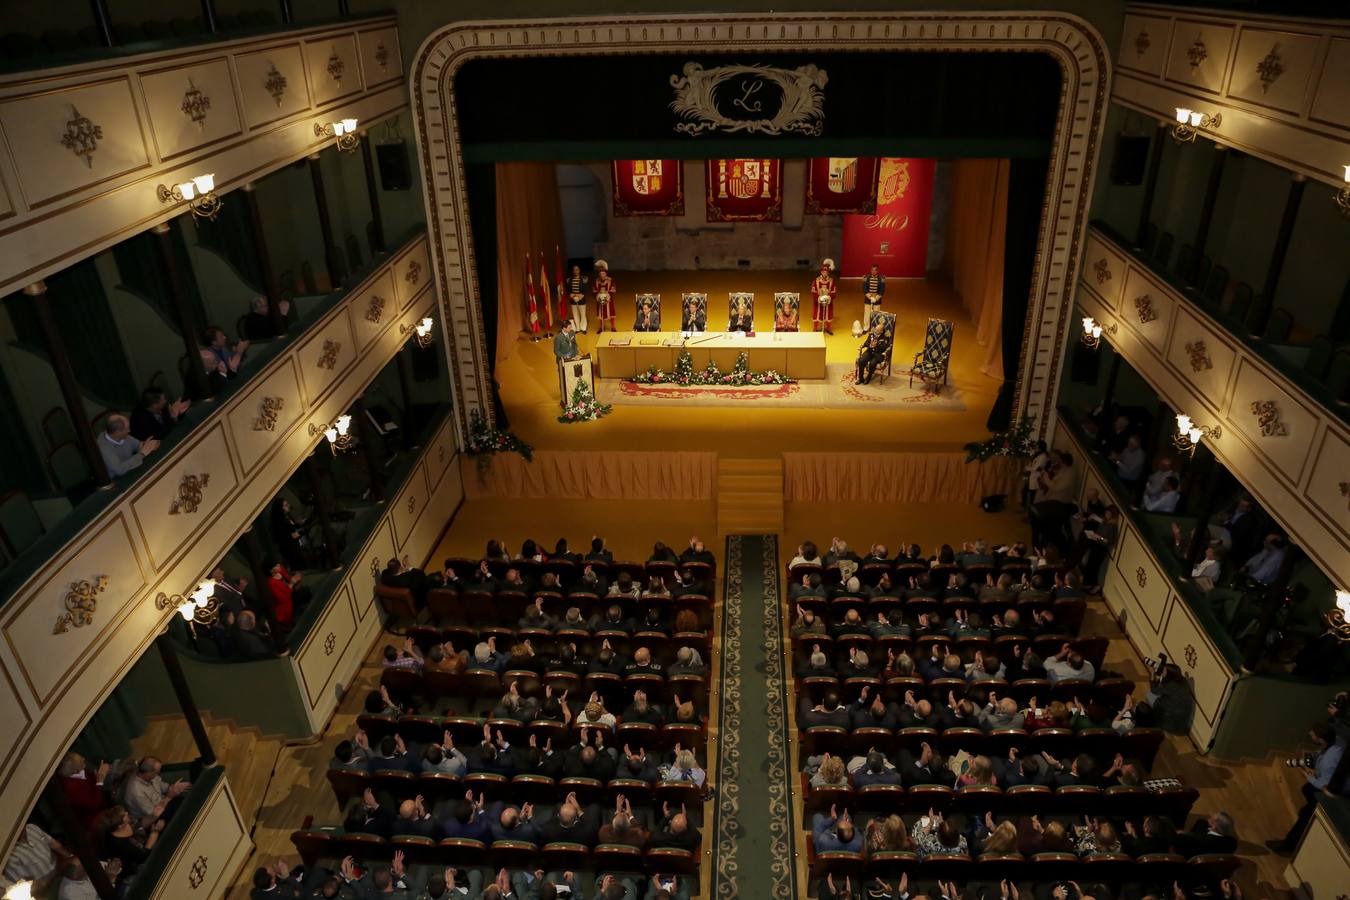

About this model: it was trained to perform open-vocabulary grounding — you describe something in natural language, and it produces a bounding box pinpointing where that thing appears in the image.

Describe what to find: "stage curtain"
[942,159,1009,379]
[494,162,565,364]
[784,452,1020,504]
[463,451,716,500]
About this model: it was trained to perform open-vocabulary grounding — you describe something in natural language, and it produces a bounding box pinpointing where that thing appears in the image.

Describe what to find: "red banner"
[612,160,685,216]
[805,156,880,214]
[705,159,782,222]
[840,157,935,278]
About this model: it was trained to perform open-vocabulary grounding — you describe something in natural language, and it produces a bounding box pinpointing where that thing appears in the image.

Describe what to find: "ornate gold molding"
[181,78,211,129]
[1135,566,1148,588]
[188,855,209,890]
[264,63,288,106]
[1093,258,1112,285]
[365,295,387,324]
[53,575,108,634]
[323,632,337,655]
[1187,35,1208,70]
[406,495,415,514]
[1134,30,1150,57]
[327,47,345,83]
[370,557,381,578]
[252,396,284,431]
[375,42,390,71]
[437,444,446,466]
[318,340,340,370]
[169,473,211,515]
[405,260,422,287]
[1250,400,1288,437]
[1256,45,1284,93]
[1183,644,1198,669]
[1184,340,1212,372]
[1134,294,1158,324]
[60,106,102,169]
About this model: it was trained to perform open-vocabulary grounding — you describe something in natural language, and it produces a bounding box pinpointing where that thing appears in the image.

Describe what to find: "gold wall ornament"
[1185,340,1213,372]
[252,396,284,431]
[1183,644,1198,669]
[327,47,345,83]
[264,64,288,106]
[60,106,103,169]
[406,495,415,514]
[169,473,211,515]
[1256,45,1284,92]
[370,557,381,578]
[180,78,211,129]
[323,632,337,655]
[365,294,387,324]
[1134,30,1150,57]
[1250,400,1289,437]
[437,444,446,466]
[317,340,340,370]
[1135,566,1148,588]
[1093,258,1112,285]
[1134,294,1158,324]
[188,855,209,890]
[1187,35,1208,70]
[405,260,423,287]
[374,42,390,71]
[53,575,108,634]
[670,61,827,137]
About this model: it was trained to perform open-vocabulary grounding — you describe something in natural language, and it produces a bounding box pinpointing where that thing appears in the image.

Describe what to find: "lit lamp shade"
[417,317,433,337]
[340,117,358,133]
[1336,590,1350,617]
[1175,413,1193,435]
[1343,165,1350,185]
[336,414,352,436]
[324,426,338,444]
[1175,107,1191,124]
[177,180,198,200]
[192,579,216,607]
[6,880,34,900]
[192,173,215,194]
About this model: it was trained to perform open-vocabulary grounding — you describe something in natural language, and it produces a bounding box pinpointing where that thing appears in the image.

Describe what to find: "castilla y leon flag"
[538,252,553,331]
[612,159,685,216]
[805,156,880,214]
[840,157,935,278]
[706,158,782,222]
[525,255,539,334]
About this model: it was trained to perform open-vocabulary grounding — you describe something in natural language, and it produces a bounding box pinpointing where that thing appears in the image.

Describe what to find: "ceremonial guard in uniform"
[855,319,891,385]
[862,263,886,328]
[811,258,837,334]
[565,264,589,333]
[593,260,617,334]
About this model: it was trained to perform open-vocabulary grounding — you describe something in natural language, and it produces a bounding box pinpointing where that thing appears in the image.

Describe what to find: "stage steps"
[717,457,784,535]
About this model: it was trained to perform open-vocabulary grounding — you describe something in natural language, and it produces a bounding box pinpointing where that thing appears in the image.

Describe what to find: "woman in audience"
[649,541,680,563]
[518,539,544,562]
[660,748,706,787]
[576,696,616,728]
[1018,816,1072,854]
[1073,817,1122,856]
[425,642,467,675]
[789,541,822,570]
[809,753,848,788]
[911,811,967,856]
[674,609,701,634]
[883,649,916,678]
[864,814,912,854]
[485,539,510,563]
[958,755,998,787]
[96,806,160,877]
[979,818,1020,855]
[1025,700,1076,731]
[932,544,956,566]
[642,576,671,599]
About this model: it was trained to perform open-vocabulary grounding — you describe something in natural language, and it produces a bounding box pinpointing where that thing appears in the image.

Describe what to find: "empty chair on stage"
[774,292,801,332]
[681,293,708,332]
[908,316,955,391]
[634,294,662,332]
[728,293,755,332]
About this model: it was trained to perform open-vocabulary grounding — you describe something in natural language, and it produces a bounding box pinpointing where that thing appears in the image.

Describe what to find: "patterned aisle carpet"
[713,535,798,900]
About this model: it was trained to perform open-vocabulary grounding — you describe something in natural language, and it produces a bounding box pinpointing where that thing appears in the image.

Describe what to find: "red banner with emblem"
[804,156,880,214]
[705,158,782,222]
[612,160,685,216]
[840,157,935,278]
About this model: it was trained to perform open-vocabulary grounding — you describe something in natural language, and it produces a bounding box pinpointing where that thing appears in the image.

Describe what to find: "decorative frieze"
[1186,35,1208,70]
[169,473,211,515]
[1184,340,1213,372]
[264,63,288,106]
[60,106,102,168]
[53,575,108,634]
[1250,400,1288,437]
[180,78,211,129]
[1093,258,1112,285]
[317,340,340,370]
[1256,45,1284,92]
[252,396,285,431]
[365,295,387,324]
[1134,294,1158,324]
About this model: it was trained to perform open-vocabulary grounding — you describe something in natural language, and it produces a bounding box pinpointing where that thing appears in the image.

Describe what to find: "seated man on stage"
[681,296,707,333]
[811,258,836,335]
[855,320,891,385]
[775,294,800,332]
[553,320,579,362]
[593,260,616,334]
[729,295,754,332]
[635,297,660,332]
[862,263,886,326]
[565,264,588,333]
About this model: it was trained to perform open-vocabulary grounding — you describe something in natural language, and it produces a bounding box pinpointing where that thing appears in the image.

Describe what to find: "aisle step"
[718,474,783,492]
[717,457,784,536]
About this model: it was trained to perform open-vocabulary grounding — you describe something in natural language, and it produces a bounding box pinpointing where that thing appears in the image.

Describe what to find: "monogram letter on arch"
[670,62,827,136]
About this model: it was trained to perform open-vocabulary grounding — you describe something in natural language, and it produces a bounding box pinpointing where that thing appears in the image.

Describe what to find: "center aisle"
[712,535,799,900]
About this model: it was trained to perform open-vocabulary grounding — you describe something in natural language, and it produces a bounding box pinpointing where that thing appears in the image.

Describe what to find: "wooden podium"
[558,353,594,408]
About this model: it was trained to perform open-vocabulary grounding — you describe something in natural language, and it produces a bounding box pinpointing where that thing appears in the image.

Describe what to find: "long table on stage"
[594,331,828,380]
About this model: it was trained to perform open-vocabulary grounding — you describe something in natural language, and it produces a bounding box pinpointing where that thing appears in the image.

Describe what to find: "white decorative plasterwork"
[669,62,827,136]
[411,13,1111,440]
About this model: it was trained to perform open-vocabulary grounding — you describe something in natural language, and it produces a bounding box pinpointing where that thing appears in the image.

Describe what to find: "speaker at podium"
[558,353,595,408]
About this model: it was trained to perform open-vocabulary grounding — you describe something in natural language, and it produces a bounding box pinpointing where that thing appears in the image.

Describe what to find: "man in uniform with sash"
[565,264,589,333]
[593,260,617,334]
[862,263,886,330]
[811,258,837,335]
[855,319,891,385]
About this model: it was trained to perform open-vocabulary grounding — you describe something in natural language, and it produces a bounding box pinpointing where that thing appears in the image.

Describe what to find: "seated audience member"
[123,757,188,826]
[649,541,680,564]
[393,797,436,838]
[850,688,900,731]
[576,695,617,728]
[586,536,614,564]
[266,561,310,629]
[824,538,860,568]
[1176,811,1238,856]
[591,604,634,634]
[1072,818,1121,856]
[789,541,823,570]
[58,753,111,828]
[597,795,650,848]
[1241,534,1287,585]
[331,734,371,770]
[491,682,540,722]
[382,637,424,672]
[200,325,249,387]
[470,637,511,672]
[672,568,708,598]
[979,696,1026,731]
[2,819,68,895]
[791,607,827,639]
[98,414,161,477]
[468,728,515,777]
[808,753,848,788]
[668,646,706,676]
[790,573,826,601]
[58,858,122,900]
[966,651,1005,682]
[911,811,967,856]
[865,814,912,854]
[652,802,701,850]
[129,388,190,442]
[1144,475,1181,513]
[573,565,608,596]
[366,734,417,774]
[660,748,706,788]
[439,794,489,842]
[1124,815,1177,857]
[227,610,282,660]
[1044,643,1096,683]
[382,556,435,606]
[622,689,665,725]
[1191,546,1223,585]
[642,576,671,600]
[1018,816,1073,855]
[800,691,849,729]
[850,750,902,788]
[813,808,862,853]
[1147,662,1195,734]
[1038,751,1097,787]
[242,295,292,340]
[680,537,715,566]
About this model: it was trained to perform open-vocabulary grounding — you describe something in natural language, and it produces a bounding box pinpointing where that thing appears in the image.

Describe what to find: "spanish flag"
[525,254,539,334]
[539,251,553,332]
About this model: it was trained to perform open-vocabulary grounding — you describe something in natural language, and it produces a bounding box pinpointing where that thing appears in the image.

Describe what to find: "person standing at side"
[565,264,589,333]
[862,263,886,328]
[593,260,617,334]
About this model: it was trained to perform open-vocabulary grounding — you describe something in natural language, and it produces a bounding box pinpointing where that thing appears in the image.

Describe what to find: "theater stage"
[497,270,1002,457]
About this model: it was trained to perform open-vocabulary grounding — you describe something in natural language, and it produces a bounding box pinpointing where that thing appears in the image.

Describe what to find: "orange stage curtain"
[784,452,1020,504]
[463,451,717,500]
[942,159,1009,379]
[495,162,566,364]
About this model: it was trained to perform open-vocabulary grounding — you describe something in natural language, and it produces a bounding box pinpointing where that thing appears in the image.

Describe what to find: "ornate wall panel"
[295,310,357,406]
[2,517,145,704]
[138,58,242,161]
[235,44,311,130]
[1224,358,1317,486]
[357,26,403,91]
[1083,234,1127,310]
[1160,595,1233,732]
[426,417,457,495]
[303,35,361,108]
[354,519,398,626]
[1111,526,1171,634]
[0,675,30,788]
[0,16,405,299]
[1163,307,1237,407]
[225,358,304,476]
[351,269,398,354]
[1304,428,1350,542]
[1115,4,1350,186]
[295,583,357,709]
[390,462,429,550]
[1285,807,1350,900]
[129,424,239,572]
[146,776,251,900]
[1120,267,1173,354]
[393,239,430,310]
[411,12,1111,440]
[0,78,151,207]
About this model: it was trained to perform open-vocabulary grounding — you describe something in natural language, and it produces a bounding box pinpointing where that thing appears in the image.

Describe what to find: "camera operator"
[1266,692,1349,854]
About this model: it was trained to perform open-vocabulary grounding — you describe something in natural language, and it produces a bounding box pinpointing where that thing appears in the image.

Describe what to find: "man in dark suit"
[1037,752,1096,788]
[366,735,417,774]
[1175,812,1238,856]
[586,537,613,564]
[895,742,945,786]
[800,691,850,729]
[344,788,396,836]
[681,298,706,332]
[382,556,434,607]
[129,388,190,442]
[855,322,891,385]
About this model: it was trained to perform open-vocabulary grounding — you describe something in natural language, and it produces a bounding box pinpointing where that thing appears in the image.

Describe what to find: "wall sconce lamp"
[5,880,34,900]
[1172,107,1221,144]
[1335,165,1350,217]
[1173,413,1220,455]
[1080,316,1117,349]
[400,316,435,349]
[1325,589,1350,643]
[315,117,360,153]
[309,413,353,452]
[156,173,221,220]
[154,580,219,632]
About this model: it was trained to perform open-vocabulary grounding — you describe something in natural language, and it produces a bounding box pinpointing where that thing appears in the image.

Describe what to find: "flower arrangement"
[628,350,794,386]
[465,408,533,462]
[963,417,1039,462]
[558,380,612,424]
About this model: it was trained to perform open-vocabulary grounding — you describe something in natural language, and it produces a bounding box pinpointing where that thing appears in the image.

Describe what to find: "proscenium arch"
[411,12,1112,443]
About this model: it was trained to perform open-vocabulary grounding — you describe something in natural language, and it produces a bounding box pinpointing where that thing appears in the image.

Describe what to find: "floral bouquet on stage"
[963,417,1038,463]
[465,409,533,468]
[628,350,795,386]
[558,381,612,424]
